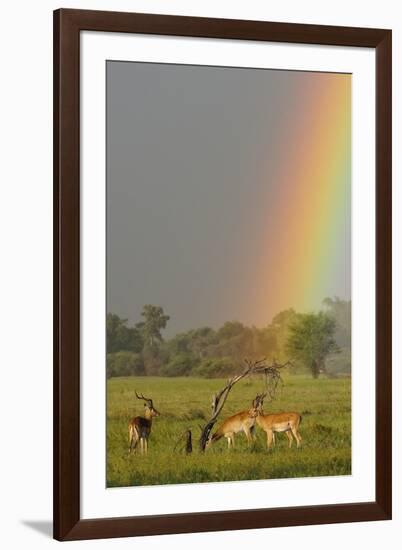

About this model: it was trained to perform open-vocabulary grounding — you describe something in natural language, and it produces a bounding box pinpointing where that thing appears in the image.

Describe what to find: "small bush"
[107,351,145,378]
[159,354,197,377]
[191,357,237,378]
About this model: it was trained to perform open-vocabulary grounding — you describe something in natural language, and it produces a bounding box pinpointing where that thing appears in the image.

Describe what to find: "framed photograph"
[53,8,392,541]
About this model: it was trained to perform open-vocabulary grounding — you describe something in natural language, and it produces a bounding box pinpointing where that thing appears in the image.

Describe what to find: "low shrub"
[107,351,145,378]
[191,357,237,378]
[159,353,198,377]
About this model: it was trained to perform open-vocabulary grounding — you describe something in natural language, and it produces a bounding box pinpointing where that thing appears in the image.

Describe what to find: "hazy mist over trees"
[106,299,351,379]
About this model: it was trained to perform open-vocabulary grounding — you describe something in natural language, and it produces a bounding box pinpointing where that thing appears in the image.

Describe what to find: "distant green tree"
[271,309,297,328]
[165,327,216,361]
[138,305,170,349]
[286,312,339,378]
[217,321,245,341]
[167,332,192,355]
[186,327,217,358]
[323,297,351,349]
[141,347,162,376]
[207,322,252,362]
[271,309,297,355]
[253,326,278,359]
[106,313,143,354]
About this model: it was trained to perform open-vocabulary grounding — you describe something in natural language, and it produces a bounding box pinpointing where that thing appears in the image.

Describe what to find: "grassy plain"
[107,375,351,487]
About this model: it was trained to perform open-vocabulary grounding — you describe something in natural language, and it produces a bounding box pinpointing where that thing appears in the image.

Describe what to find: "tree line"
[107,297,351,379]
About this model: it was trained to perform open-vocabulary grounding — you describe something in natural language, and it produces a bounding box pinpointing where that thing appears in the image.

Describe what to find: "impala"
[206,405,259,449]
[254,392,302,449]
[128,391,160,454]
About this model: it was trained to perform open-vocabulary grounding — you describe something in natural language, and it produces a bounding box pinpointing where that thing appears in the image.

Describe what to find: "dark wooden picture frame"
[53,8,392,541]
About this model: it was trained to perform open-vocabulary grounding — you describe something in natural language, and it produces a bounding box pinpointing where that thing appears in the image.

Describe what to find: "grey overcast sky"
[106,61,351,336]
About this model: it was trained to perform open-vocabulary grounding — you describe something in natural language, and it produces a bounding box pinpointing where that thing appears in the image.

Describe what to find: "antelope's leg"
[295,419,302,445]
[133,434,139,453]
[291,426,301,447]
[244,428,252,447]
[144,438,148,454]
[128,427,133,454]
[129,426,137,454]
[267,430,274,450]
[285,430,293,448]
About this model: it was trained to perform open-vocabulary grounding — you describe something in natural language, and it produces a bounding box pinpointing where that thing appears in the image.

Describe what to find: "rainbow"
[252,73,351,321]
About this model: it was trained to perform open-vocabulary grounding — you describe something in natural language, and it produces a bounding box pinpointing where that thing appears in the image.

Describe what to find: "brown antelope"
[254,392,302,450]
[206,405,259,449]
[128,391,160,454]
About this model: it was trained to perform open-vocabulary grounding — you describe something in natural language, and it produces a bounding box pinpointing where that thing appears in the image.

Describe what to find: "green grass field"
[107,375,351,487]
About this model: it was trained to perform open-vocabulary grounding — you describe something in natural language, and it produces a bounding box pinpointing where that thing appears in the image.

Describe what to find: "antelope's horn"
[135,390,152,404]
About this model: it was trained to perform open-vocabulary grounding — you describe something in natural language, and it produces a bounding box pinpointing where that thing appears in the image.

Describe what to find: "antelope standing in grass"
[128,391,160,454]
[254,392,302,450]
[206,404,259,449]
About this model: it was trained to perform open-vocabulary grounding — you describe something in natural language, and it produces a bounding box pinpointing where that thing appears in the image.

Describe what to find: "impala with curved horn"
[128,391,160,454]
[254,392,302,449]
